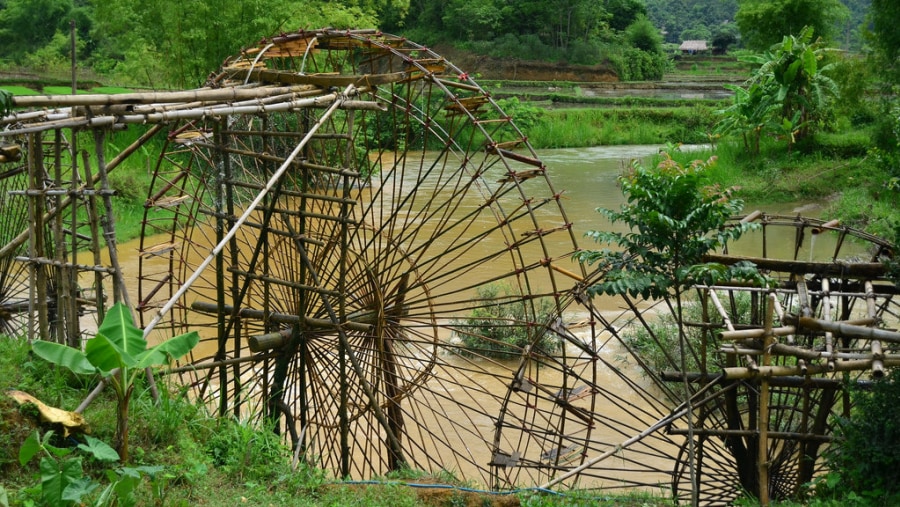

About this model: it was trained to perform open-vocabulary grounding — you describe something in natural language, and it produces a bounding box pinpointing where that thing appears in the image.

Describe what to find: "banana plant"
[33,303,199,463]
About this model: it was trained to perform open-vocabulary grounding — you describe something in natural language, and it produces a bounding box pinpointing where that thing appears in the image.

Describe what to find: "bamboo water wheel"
[133,29,586,483]
[1,28,897,505]
[0,130,112,344]
[553,214,899,505]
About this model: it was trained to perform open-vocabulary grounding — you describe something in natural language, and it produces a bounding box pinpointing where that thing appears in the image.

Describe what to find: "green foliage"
[17,428,163,507]
[495,97,545,133]
[867,0,900,84]
[32,303,199,463]
[715,82,773,154]
[608,45,671,81]
[711,23,741,53]
[645,0,738,45]
[716,27,840,153]
[822,369,900,504]
[626,15,664,54]
[205,417,295,482]
[574,153,758,299]
[451,283,560,359]
[0,0,86,63]
[735,0,849,51]
[0,89,13,117]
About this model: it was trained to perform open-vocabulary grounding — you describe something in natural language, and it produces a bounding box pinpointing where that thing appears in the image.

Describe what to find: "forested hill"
[644,0,871,48]
[645,0,739,44]
[0,0,876,90]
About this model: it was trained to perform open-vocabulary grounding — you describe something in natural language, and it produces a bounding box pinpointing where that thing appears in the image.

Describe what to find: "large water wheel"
[135,29,586,482]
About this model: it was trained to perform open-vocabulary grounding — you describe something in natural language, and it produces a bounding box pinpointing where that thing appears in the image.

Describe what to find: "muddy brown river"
[97,145,865,490]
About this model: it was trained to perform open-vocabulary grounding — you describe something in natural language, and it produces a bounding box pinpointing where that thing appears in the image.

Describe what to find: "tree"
[681,26,711,44]
[33,303,199,463]
[715,82,775,155]
[0,0,80,63]
[575,150,761,506]
[605,0,647,32]
[626,14,663,54]
[716,27,839,153]
[826,369,900,503]
[575,153,758,301]
[711,23,740,53]
[745,27,839,144]
[735,0,849,51]
[441,0,503,41]
[868,0,900,82]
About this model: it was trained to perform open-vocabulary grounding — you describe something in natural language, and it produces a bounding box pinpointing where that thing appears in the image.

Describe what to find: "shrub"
[824,369,900,504]
[451,283,560,359]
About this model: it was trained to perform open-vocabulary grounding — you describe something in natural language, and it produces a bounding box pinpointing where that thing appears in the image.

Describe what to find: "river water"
[114,144,851,302]
[102,144,868,490]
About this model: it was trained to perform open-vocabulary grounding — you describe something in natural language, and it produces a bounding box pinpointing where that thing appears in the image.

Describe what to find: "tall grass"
[526,106,718,148]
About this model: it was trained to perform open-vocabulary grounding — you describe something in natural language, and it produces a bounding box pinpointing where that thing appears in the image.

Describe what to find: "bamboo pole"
[8,84,317,109]
[723,358,900,379]
[782,316,900,344]
[28,132,50,342]
[718,344,900,362]
[823,279,835,371]
[866,281,885,378]
[758,294,775,506]
[0,96,385,136]
[80,151,106,325]
[709,288,757,371]
[703,253,886,278]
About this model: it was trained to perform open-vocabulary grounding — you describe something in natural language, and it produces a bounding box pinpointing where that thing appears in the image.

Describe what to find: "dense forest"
[0,0,881,88]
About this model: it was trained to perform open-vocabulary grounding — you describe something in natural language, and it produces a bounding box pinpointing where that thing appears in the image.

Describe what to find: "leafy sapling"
[32,302,199,463]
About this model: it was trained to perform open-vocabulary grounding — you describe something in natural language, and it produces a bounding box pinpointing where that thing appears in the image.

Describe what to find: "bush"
[799,131,872,158]
[823,369,900,504]
[205,417,293,481]
[451,283,560,359]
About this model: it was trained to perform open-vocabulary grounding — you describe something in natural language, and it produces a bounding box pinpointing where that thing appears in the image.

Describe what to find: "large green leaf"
[77,435,120,463]
[137,331,200,369]
[85,333,131,374]
[61,477,99,504]
[18,431,41,466]
[96,303,148,360]
[32,341,97,376]
[85,303,148,373]
[40,455,83,507]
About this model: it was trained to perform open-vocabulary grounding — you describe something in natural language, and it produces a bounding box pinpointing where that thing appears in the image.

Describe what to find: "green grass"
[0,85,40,96]
[42,85,91,94]
[526,105,718,148]
[662,129,900,243]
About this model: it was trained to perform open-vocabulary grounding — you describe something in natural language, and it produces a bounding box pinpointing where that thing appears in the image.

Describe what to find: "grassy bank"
[524,105,718,147]
[660,129,896,241]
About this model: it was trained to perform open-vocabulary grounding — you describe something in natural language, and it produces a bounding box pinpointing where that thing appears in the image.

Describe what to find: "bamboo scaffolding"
[0,94,385,136]
[703,253,886,278]
[7,84,318,109]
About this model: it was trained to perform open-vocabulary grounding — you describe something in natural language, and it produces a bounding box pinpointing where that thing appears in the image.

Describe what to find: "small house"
[679,40,709,55]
